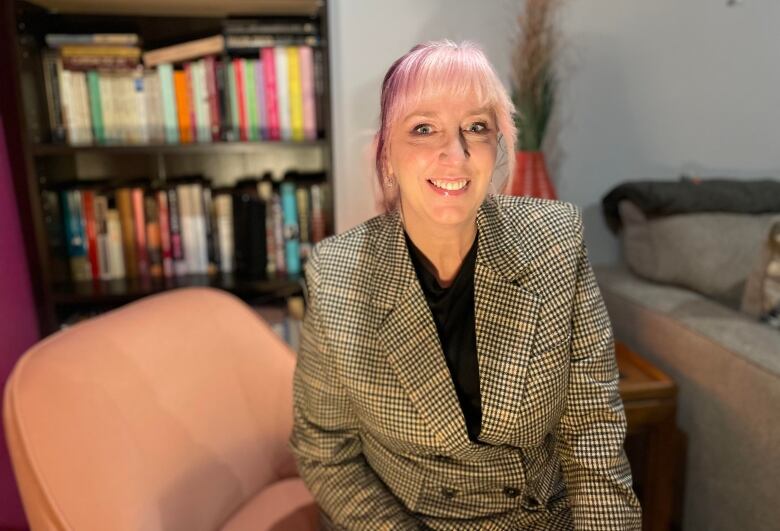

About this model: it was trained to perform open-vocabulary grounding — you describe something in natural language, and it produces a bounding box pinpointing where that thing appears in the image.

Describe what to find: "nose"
[439,129,470,162]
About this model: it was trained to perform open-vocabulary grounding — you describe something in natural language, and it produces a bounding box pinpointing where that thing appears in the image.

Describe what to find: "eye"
[412,123,433,135]
[465,121,489,134]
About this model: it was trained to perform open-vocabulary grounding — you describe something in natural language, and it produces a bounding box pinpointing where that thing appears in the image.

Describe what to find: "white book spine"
[215,194,234,273]
[106,209,126,279]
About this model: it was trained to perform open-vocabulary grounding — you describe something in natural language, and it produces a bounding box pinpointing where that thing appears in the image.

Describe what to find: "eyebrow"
[405,107,492,120]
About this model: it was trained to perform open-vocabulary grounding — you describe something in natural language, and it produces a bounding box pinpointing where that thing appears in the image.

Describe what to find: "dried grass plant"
[511,0,565,151]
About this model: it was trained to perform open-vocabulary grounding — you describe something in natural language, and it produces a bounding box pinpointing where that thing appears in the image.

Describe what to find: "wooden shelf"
[32,140,328,157]
[27,0,323,17]
[52,272,303,305]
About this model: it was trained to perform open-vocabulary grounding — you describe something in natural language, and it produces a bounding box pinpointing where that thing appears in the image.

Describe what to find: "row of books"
[44,175,330,283]
[42,26,325,146]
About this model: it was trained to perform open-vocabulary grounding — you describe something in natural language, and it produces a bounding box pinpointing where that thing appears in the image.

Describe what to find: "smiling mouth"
[427,178,470,191]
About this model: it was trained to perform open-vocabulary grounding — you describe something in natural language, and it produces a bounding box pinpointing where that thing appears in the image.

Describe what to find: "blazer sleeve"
[553,205,643,530]
[289,245,422,531]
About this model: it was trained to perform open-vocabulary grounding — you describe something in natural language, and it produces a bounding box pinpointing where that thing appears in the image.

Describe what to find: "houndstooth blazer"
[289,193,642,530]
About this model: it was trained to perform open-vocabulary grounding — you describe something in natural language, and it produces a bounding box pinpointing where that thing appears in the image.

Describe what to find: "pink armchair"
[3,287,317,531]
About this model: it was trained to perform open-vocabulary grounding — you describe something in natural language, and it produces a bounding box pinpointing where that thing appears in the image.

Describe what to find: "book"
[261,47,280,140]
[157,189,174,278]
[41,50,66,142]
[46,34,140,47]
[299,45,317,140]
[61,189,91,281]
[115,188,138,278]
[244,58,258,141]
[287,46,304,141]
[144,192,163,278]
[157,64,179,143]
[167,186,187,276]
[85,71,105,144]
[131,187,149,277]
[106,206,126,279]
[274,47,291,141]
[81,189,100,279]
[174,69,193,143]
[93,193,111,280]
[234,58,248,141]
[213,191,234,273]
[280,181,300,275]
[142,35,225,68]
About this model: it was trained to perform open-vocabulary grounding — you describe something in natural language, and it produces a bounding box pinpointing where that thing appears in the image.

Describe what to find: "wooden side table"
[616,341,686,531]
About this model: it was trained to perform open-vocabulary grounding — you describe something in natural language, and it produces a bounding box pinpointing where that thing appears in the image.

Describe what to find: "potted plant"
[508,0,563,199]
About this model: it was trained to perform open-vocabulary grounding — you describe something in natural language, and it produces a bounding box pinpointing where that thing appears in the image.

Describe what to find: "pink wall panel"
[0,116,38,529]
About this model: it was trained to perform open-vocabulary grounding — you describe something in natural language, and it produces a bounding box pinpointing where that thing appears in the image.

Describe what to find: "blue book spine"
[61,190,86,258]
[280,182,300,275]
[157,63,180,144]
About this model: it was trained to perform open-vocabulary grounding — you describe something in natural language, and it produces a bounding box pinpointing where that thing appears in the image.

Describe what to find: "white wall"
[329,0,780,264]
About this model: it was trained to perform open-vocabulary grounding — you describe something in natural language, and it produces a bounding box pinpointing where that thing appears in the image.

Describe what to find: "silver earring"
[384,175,395,188]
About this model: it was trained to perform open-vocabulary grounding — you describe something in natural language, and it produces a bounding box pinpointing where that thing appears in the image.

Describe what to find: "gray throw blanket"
[601,176,780,234]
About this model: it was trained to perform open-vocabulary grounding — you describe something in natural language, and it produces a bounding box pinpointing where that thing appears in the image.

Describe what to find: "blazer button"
[502,486,520,498]
[441,487,458,499]
[523,494,541,509]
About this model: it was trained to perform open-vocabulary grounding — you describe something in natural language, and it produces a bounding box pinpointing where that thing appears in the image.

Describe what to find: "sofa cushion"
[220,477,318,531]
[618,200,779,309]
[740,218,780,328]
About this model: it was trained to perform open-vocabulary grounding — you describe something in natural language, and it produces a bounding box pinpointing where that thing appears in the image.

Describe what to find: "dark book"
[232,178,267,279]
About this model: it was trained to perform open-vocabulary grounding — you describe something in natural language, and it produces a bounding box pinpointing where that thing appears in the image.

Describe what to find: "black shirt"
[404,230,482,442]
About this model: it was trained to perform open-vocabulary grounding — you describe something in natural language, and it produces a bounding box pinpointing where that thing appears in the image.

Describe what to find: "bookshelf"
[0,0,334,337]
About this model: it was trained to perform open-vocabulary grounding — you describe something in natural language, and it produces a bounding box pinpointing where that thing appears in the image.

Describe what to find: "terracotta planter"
[508,151,557,199]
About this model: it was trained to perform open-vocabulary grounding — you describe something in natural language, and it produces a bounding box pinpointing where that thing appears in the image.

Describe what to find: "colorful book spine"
[61,190,90,281]
[85,71,105,144]
[144,193,163,278]
[274,46,291,141]
[115,188,138,278]
[157,63,180,143]
[157,190,173,278]
[226,60,240,141]
[131,187,149,277]
[287,46,304,141]
[244,58,259,141]
[167,187,187,276]
[106,208,126,279]
[261,47,280,140]
[272,192,285,274]
[204,56,221,141]
[299,45,317,140]
[255,59,266,140]
[280,181,300,275]
[233,59,248,141]
[81,189,100,279]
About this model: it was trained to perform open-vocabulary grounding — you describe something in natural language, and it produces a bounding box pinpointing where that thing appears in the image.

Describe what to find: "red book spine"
[234,58,248,141]
[131,187,149,277]
[157,189,174,278]
[261,47,280,141]
[81,189,100,280]
[205,55,221,141]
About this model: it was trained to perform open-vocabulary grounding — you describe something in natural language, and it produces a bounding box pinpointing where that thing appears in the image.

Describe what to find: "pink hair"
[374,39,517,212]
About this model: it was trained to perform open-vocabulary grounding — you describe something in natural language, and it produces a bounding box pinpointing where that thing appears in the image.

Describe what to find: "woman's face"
[387,91,498,231]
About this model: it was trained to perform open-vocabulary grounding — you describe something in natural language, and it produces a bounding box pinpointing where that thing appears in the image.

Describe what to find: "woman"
[290,40,641,530]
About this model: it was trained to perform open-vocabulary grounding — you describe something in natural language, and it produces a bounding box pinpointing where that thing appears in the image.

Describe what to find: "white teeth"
[429,179,468,191]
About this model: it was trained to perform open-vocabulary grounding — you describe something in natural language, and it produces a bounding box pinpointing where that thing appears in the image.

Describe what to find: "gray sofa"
[594,263,779,531]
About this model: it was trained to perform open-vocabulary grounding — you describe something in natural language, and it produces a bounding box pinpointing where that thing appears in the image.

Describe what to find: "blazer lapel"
[474,198,541,444]
[373,196,542,450]
[473,198,542,444]
[373,209,469,452]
